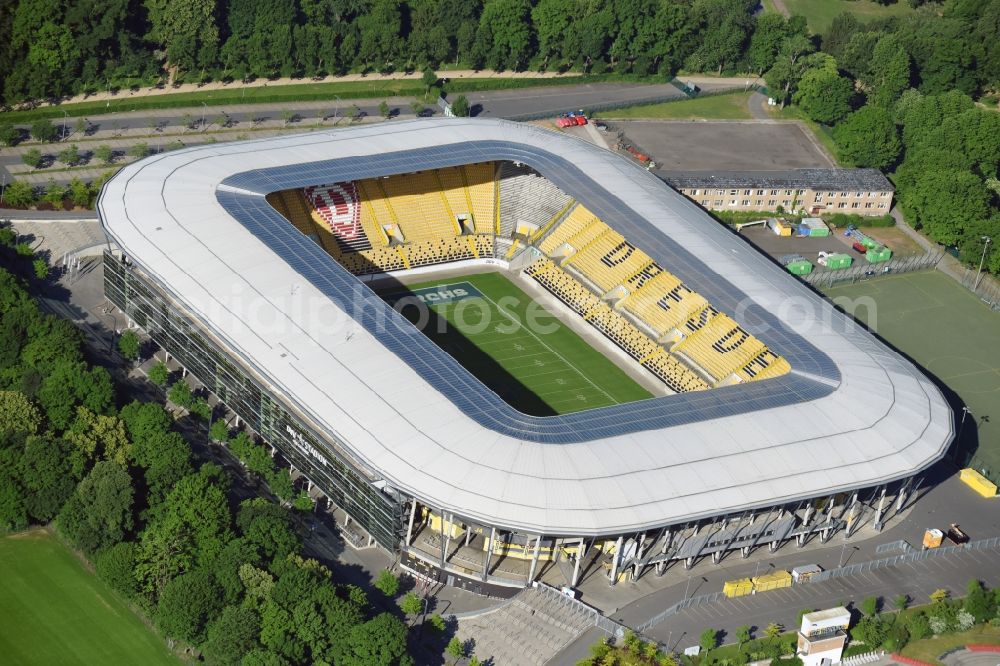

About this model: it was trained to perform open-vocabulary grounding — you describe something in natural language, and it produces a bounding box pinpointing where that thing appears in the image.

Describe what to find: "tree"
[907,612,930,640]
[822,12,860,61]
[145,0,220,73]
[862,596,880,616]
[237,498,300,561]
[399,591,422,619]
[204,605,261,665]
[95,145,114,165]
[793,66,853,125]
[37,360,114,431]
[74,118,88,136]
[475,0,535,71]
[129,143,149,159]
[32,259,49,280]
[421,66,437,94]
[964,580,995,623]
[4,181,35,208]
[0,124,20,146]
[866,35,910,108]
[57,460,134,554]
[699,628,718,653]
[94,541,140,598]
[833,106,901,169]
[30,120,58,143]
[117,330,140,360]
[446,636,465,664]
[746,13,787,75]
[22,149,43,170]
[168,379,194,408]
[42,180,66,208]
[451,95,470,117]
[68,178,91,208]
[736,625,752,648]
[156,568,225,644]
[210,419,230,442]
[57,144,80,166]
[374,568,400,597]
[901,169,989,245]
[764,34,815,108]
[764,622,782,640]
[379,100,391,118]
[345,612,408,666]
[893,594,910,612]
[0,391,42,436]
[17,434,77,521]
[148,361,169,386]
[852,616,888,648]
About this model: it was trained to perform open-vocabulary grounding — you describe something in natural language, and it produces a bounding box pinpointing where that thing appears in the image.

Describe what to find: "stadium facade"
[99,119,952,596]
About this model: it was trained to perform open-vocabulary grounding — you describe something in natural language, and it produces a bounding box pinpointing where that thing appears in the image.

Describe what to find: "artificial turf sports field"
[382,272,652,415]
[0,530,178,665]
[824,271,1000,482]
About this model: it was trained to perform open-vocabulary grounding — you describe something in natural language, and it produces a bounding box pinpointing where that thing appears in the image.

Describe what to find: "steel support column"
[405,501,417,546]
[609,535,623,585]
[571,537,586,587]
[528,535,543,583]
[481,527,495,582]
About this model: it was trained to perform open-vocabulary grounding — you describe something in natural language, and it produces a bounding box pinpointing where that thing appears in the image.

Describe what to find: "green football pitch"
[825,271,1000,483]
[381,272,653,415]
[0,530,178,666]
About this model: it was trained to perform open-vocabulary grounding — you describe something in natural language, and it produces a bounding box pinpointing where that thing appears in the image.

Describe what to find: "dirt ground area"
[854,225,924,256]
[613,120,834,171]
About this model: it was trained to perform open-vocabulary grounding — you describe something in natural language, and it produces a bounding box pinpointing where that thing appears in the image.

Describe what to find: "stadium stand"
[303,183,372,252]
[463,162,498,233]
[271,161,789,388]
[498,162,574,238]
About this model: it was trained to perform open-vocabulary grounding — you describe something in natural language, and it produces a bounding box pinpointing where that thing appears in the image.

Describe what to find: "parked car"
[852,242,867,253]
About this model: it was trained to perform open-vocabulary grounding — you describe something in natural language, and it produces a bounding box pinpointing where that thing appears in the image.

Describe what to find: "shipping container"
[866,246,892,263]
[959,468,998,498]
[827,254,853,269]
[723,578,755,598]
[753,570,793,592]
[791,564,823,583]
[786,260,813,275]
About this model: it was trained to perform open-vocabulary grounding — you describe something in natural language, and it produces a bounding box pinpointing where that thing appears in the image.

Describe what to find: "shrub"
[824,212,894,228]
[32,259,49,280]
[929,614,949,635]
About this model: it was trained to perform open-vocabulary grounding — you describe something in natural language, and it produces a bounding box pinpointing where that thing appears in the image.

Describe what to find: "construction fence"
[803,250,945,289]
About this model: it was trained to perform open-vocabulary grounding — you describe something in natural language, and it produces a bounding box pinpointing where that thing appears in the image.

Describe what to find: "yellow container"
[724,578,754,598]
[753,570,793,592]
[959,468,997,498]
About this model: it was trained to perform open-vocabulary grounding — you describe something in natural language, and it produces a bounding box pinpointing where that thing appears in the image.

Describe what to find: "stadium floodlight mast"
[973,236,992,291]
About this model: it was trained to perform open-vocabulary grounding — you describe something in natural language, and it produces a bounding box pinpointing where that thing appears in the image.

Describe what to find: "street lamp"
[973,236,992,291]
[201,102,208,131]
[1,173,7,204]
[838,544,859,567]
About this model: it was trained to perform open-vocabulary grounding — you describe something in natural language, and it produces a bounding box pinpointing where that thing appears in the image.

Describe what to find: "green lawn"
[382,272,652,415]
[595,91,753,120]
[824,271,1000,483]
[0,530,178,666]
[770,0,915,34]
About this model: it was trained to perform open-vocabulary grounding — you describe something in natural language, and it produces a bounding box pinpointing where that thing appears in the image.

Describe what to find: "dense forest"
[0,234,414,665]
[0,0,991,106]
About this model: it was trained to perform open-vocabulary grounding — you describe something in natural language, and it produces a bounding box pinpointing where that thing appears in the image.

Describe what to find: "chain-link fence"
[802,250,945,289]
[959,268,1000,311]
[636,536,1000,633]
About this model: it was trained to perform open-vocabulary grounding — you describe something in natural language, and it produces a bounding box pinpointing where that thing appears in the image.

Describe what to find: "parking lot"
[611,120,834,171]
[738,225,892,273]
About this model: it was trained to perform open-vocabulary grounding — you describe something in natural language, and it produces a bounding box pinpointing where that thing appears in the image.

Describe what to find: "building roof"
[660,168,895,192]
[98,119,950,537]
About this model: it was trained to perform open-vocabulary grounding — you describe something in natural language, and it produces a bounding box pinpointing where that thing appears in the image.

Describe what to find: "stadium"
[98,118,952,597]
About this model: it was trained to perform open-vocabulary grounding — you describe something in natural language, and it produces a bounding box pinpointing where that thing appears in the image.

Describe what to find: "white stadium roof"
[99,118,952,537]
